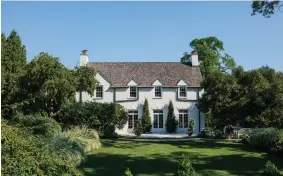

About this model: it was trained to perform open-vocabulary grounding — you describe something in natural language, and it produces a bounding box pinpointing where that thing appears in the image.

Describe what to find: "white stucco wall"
[76,72,205,134]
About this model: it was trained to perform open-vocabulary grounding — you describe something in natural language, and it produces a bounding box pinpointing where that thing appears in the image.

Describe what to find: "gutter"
[175,88,197,102]
[113,88,140,103]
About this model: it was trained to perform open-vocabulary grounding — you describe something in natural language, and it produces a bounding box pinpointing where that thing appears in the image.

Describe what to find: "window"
[96,86,103,98]
[155,86,162,97]
[153,110,163,128]
[178,110,188,128]
[128,110,138,129]
[179,86,187,97]
[130,86,137,98]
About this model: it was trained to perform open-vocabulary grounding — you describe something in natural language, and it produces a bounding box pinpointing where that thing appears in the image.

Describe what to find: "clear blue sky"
[2,2,282,71]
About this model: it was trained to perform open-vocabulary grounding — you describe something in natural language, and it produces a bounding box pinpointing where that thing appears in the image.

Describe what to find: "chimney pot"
[80,50,89,66]
[191,50,198,55]
[82,50,88,55]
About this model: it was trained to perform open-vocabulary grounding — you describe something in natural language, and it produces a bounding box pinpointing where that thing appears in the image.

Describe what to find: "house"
[76,50,205,134]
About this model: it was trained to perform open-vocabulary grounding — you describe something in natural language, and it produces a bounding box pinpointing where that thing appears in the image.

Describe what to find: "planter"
[188,132,193,137]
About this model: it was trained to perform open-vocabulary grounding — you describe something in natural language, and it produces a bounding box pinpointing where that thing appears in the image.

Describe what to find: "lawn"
[80,139,283,176]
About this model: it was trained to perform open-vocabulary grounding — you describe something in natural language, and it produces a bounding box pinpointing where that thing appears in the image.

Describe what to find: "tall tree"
[1,30,27,106]
[251,0,283,18]
[181,37,236,77]
[21,52,98,116]
[198,66,283,129]
[141,99,151,133]
[75,66,98,103]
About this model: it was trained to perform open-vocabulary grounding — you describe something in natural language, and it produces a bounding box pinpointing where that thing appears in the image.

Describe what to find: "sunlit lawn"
[80,139,283,176]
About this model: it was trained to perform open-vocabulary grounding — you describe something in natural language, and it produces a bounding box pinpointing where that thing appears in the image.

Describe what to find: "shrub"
[248,128,283,156]
[124,168,133,176]
[13,113,61,137]
[166,101,178,133]
[198,127,223,139]
[56,102,128,137]
[174,154,196,176]
[188,119,195,135]
[262,161,280,176]
[141,99,152,133]
[61,126,101,153]
[1,122,83,176]
[133,119,143,137]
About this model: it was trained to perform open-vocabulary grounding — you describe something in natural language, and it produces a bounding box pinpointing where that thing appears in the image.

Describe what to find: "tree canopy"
[1,30,98,117]
[251,0,283,18]
[198,66,283,129]
[181,37,236,77]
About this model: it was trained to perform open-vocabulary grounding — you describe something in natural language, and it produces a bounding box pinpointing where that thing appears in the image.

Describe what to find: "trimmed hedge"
[248,128,283,156]
[198,127,223,139]
[55,102,128,137]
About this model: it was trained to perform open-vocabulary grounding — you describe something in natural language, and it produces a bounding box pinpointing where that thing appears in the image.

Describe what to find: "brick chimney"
[190,50,199,66]
[80,50,88,66]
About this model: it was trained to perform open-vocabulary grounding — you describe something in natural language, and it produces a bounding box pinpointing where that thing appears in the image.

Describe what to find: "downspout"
[113,88,116,103]
[197,88,201,133]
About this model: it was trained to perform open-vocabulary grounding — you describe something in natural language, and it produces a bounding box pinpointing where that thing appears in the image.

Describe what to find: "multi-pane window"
[96,86,103,98]
[178,110,188,128]
[153,110,163,128]
[128,110,138,129]
[179,86,187,97]
[130,86,137,98]
[155,86,162,97]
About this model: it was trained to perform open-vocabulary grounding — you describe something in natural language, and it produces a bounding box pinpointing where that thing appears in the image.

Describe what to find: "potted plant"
[188,119,195,137]
[225,125,234,139]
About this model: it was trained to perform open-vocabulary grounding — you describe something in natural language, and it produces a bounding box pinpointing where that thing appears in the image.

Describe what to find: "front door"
[127,110,138,133]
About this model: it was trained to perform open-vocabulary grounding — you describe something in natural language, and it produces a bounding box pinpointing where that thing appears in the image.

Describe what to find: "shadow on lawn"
[80,153,179,176]
[102,139,255,152]
[80,140,283,176]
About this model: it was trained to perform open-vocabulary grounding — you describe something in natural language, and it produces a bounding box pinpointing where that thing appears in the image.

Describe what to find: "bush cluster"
[2,115,101,176]
[248,128,283,156]
[262,161,281,176]
[55,102,128,137]
[198,127,223,139]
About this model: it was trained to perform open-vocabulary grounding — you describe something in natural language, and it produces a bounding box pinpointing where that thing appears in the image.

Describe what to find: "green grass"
[80,139,283,176]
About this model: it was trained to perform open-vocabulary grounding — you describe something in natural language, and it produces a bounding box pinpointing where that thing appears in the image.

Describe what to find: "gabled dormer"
[177,79,187,98]
[127,80,138,98]
[152,79,163,98]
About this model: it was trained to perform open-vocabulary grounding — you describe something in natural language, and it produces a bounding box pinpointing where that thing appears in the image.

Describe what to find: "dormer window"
[155,86,162,97]
[179,86,187,97]
[130,86,137,98]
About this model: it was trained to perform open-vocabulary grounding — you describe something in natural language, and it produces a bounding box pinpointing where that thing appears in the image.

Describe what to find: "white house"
[76,50,205,134]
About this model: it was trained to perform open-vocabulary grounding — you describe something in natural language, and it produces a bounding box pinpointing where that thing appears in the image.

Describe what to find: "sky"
[1,2,283,71]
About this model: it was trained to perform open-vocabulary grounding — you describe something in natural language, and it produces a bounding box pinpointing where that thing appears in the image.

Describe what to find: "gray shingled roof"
[87,62,203,88]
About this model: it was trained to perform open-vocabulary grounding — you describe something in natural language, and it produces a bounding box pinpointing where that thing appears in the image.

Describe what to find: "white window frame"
[179,86,187,98]
[129,86,137,98]
[128,110,138,129]
[95,86,103,98]
[178,110,188,128]
[154,86,162,98]
[153,110,163,128]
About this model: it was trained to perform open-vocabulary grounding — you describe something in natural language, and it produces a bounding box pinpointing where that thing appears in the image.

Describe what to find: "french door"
[128,110,138,132]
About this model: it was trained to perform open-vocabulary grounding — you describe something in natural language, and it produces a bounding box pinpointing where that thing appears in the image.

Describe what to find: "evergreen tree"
[174,154,196,176]
[1,30,27,106]
[165,101,178,133]
[141,99,152,133]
